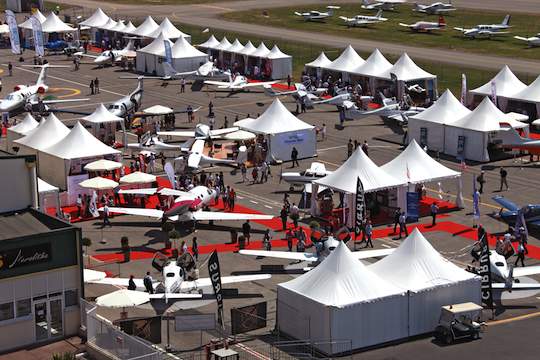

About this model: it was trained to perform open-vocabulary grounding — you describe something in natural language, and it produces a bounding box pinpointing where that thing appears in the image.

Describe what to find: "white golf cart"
[434,302,486,344]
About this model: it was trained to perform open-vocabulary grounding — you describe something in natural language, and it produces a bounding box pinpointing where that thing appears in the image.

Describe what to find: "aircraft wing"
[491,282,540,290]
[101,207,165,219]
[119,188,158,195]
[239,249,319,262]
[242,81,278,88]
[351,248,394,259]
[209,127,239,137]
[158,188,194,197]
[514,36,533,42]
[158,130,196,137]
[512,266,540,278]
[191,210,274,222]
[39,98,90,105]
[180,274,271,291]
[188,153,202,168]
[204,80,231,87]
[492,196,519,211]
[148,293,202,299]
[423,26,444,31]
[399,23,414,28]
[86,276,147,289]
[74,52,98,59]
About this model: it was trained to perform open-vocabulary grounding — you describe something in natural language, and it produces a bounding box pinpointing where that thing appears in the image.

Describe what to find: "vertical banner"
[478,228,493,309]
[164,40,172,65]
[30,16,45,57]
[164,162,176,189]
[354,177,365,239]
[5,10,21,54]
[460,73,467,105]
[406,191,419,222]
[208,250,224,328]
[490,80,497,107]
[473,174,480,221]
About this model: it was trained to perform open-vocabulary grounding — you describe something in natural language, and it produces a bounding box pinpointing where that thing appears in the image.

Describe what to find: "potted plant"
[120,236,130,262]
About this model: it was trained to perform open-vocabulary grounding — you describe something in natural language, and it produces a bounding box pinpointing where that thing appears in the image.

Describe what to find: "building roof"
[305,52,332,68]
[409,89,471,125]
[0,209,72,241]
[470,65,527,97]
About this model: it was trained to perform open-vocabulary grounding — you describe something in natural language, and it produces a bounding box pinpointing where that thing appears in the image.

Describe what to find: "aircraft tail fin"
[36,64,48,86]
[263,84,277,96]
[505,264,514,290]
[235,145,247,165]
[123,39,135,52]
[439,16,446,27]
[375,9,383,18]
[502,14,511,26]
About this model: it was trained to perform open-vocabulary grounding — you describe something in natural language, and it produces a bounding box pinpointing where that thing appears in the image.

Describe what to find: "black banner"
[354,177,365,238]
[208,250,224,328]
[478,229,493,309]
[0,243,51,271]
[231,302,267,335]
[117,316,162,344]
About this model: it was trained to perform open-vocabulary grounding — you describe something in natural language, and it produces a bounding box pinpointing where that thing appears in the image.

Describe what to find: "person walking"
[393,208,401,234]
[102,204,111,227]
[364,220,373,248]
[398,212,408,239]
[430,202,439,226]
[347,139,353,157]
[180,78,186,93]
[477,171,486,194]
[280,205,288,231]
[187,105,193,123]
[361,140,369,157]
[321,123,327,141]
[229,187,236,211]
[94,77,100,94]
[192,237,199,261]
[8,62,12,76]
[143,272,154,294]
[242,220,251,245]
[263,229,272,250]
[291,147,299,168]
[499,167,509,191]
[287,74,291,89]
[76,194,83,219]
[208,101,214,117]
[240,163,247,182]
[290,203,299,228]
[89,79,95,95]
[515,241,526,267]
[128,275,137,291]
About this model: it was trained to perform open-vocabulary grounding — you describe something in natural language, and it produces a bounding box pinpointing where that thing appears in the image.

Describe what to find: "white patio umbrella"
[143,105,173,115]
[79,176,119,190]
[96,289,149,308]
[223,130,256,141]
[120,171,156,184]
[84,159,123,172]
[83,269,107,282]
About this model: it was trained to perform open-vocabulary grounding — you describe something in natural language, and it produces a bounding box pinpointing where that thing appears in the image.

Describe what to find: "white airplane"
[361,0,405,11]
[339,10,388,27]
[108,77,144,117]
[240,236,394,266]
[514,34,540,47]
[342,92,425,121]
[294,6,340,21]
[0,64,89,114]
[103,185,273,224]
[204,74,277,92]
[280,162,332,190]
[399,15,446,32]
[75,40,136,66]
[158,123,242,141]
[85,260,271,304]
[413,2,456,15]
[454,15,511,38]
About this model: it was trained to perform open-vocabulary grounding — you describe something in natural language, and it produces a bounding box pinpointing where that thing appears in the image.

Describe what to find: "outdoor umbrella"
[223,130,256,141]
[120,171,156,184]
[83,269,107,282]
[142,105,174,116]
[79,176,119,190]
[84,159,123,172]
[96,289,149,308]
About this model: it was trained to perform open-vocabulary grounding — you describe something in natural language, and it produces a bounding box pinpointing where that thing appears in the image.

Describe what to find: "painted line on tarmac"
[488,311,540,326]
[264,205,273,209]
[49,87,81,98]
[317,145,346,152]
[250,200,258,204]
[235,343,270,360]
[381,244,392,249]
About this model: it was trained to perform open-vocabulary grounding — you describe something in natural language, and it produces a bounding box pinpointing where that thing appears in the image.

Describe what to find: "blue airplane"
[492,195,540,228]
[45,40,68,52]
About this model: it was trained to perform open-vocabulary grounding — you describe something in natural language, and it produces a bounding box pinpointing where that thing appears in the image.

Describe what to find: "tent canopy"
[279,241,404,307]
[109,20,126,33]
[79,8,109,27]
[19,10,47,29]
[131,16,159,37]
[234,98,314,135]
[409,89,471,125]
[370,229,478,291]
[38,177,59,194]
[122,21,137,34]
[99,18,117,31]
[214,37,232,51]
[506,75,540,103]
[381,139,460,184]
[198,35,220,49]
[470,65,527,97]
[267,45,291,60]
[148,18,189,39]
[224,39,244,53]
[84,159,123,172]
[171,36,207,58]
[81,104,124,124]
[251,42,271,58]
[41,122,120,159]
[305,52,332,68]
[352,49,393,78]
[238,40,257,55]
[14,113,70,151]
[143,105,173,115]
[322,45,364,73]
[120,171,156,184]
[447,97,506,132]
[9,114,39,135]
[41,12,75,33]
[79,176,118,190]
[138,32,172,56]
[378,53,435,81]
[315,147,405,193]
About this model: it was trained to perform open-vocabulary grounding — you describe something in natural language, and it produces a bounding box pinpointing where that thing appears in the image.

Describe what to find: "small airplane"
[496,127,540,155]
[361,0,405,11]
[399,15,446,32]
[294,6,340,22]
[103,185,273,224]
[514,34,540,47]
[413,2,456,15]
[454,15,511,38]
[204,74,277,93]
[341,92,425,121]
[339,10,388,27]
[134,61,229,83]
[280,162,332,190]
[75,40,136,67]
[240,235,394,268]
[492,196,540,228]
[0,64,89,114]
[86,258,271,304]
[108,77,144,117]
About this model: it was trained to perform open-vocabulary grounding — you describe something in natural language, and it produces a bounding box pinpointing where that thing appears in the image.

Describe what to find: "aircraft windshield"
[6,94,22,101]
[166,272,175,277]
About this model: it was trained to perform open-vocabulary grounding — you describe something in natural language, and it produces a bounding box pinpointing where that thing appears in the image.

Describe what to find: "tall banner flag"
[30,16,45,57]
[473,175,480,221]
[208,250,224,328]
[5,10,21,54]
[354,177,365,239]
[164,162,176,190]
[460,73,467,105]
[490,80,497,106]
[478,227,493,309]
[164,40,172,65]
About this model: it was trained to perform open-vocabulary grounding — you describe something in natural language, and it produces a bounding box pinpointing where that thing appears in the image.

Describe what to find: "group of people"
[347,139,369,158]
[476,167,509,194]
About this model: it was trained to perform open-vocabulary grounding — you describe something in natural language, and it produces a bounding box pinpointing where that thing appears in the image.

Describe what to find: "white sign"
[175,314,215,331]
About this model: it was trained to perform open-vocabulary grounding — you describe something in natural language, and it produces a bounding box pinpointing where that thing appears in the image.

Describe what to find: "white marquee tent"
[99,18,117,31]
[370,229,481,335]
[6,114,39,152]
[41,12,76,33]
[170,36,208,72]
[38,122,121,190]
[267,45,293,79]
[148,18,191,42]
[198,35,220,50]
[109,20,126,33]
[131,16,159,37]
[238,40,257,56]
[234,99,317,162]
[407,89,471,151]
[277,242,408,354]
[122,21,137,34]
[250,42,271,58]
[321,45,364,81]
[19,9,47,30]
[38,177,60,216]
[352,48,393,79]
[14,114,70,155]
[378,53,435,82]
[470,65,527,110]
[79,8,109,27]
[214,37,232,51]
[305,51,332,77]
[136,32,173,75]
[504,75,540,118]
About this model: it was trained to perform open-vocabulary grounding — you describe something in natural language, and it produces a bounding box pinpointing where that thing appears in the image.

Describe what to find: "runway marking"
[317,145,346,152]
[381,244,392,249]
[235,343,270,360]
[250,200,258,204]
[264,205,273,209]
[488,311,540,326]
[49,87,81,98]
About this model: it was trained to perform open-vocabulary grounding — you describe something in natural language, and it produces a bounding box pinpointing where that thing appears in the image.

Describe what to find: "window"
[64,289,79,308]
[0,302,14,322]
[16,299,31,318]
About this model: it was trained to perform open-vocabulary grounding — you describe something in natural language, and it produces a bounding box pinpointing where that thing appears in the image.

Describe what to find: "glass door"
[49,298,63,339]
[34,301,49,342]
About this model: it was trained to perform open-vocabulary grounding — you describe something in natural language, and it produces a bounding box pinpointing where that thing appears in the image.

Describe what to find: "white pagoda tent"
[122,21,137,34]
[352,48,393,83]
[407,89,471,151]
[238,40,257,56]
[504,75,540,119]
[305,52,332,78]
[321,45,364,81]
[109,20,126,33]
[222,38,244,64]
[41,12,76,33]
[131,16,159,37]
[79,8,109,27]
[136,32,173,75]
[370,229,481,335]
[266,45,292,79]
[98,18,117,31]
[170,36,208,73]
[198,35,220,50]
[81,103,125,144]
[234,99,316,162]
[214,36,232,51]
[250,42,271,58]
[470,66,527,110]
[148,18,191,42]
[14,114,70,155]
[6,114,39,152]
[38,122,121,190]
[277,242,408,354]
[19,9,47,30]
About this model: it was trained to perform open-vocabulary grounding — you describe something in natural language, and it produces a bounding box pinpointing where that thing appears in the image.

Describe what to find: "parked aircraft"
[399,16,446,32]
[496,127,540,155]
[492,196,540,228]
[108,77,144,117]
[413,2,456,15]
[204,74,277,92]
[361,0,405,11]
[75,40,136,66]
[0,64,88,114]
[454,15,511,38]
[280,162,332,190]
[514,34,540,47]
[103,185,273,223]
[339,10,388,27]
[294,6,340,21]
[341,92,425,121]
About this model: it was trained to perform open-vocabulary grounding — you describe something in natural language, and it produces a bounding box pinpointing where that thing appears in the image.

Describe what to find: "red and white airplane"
[101,185,273,223]
[399,16,446,32]
[497,127,540,155]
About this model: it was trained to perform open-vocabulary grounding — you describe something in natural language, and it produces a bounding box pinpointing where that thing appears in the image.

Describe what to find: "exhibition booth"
[470,66,527,111]
[350,49,393,93]
[5,114,39,153]
[504,75,540,121]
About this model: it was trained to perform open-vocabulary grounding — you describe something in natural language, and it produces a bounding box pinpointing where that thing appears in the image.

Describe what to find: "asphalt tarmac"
[2,49,540,359]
